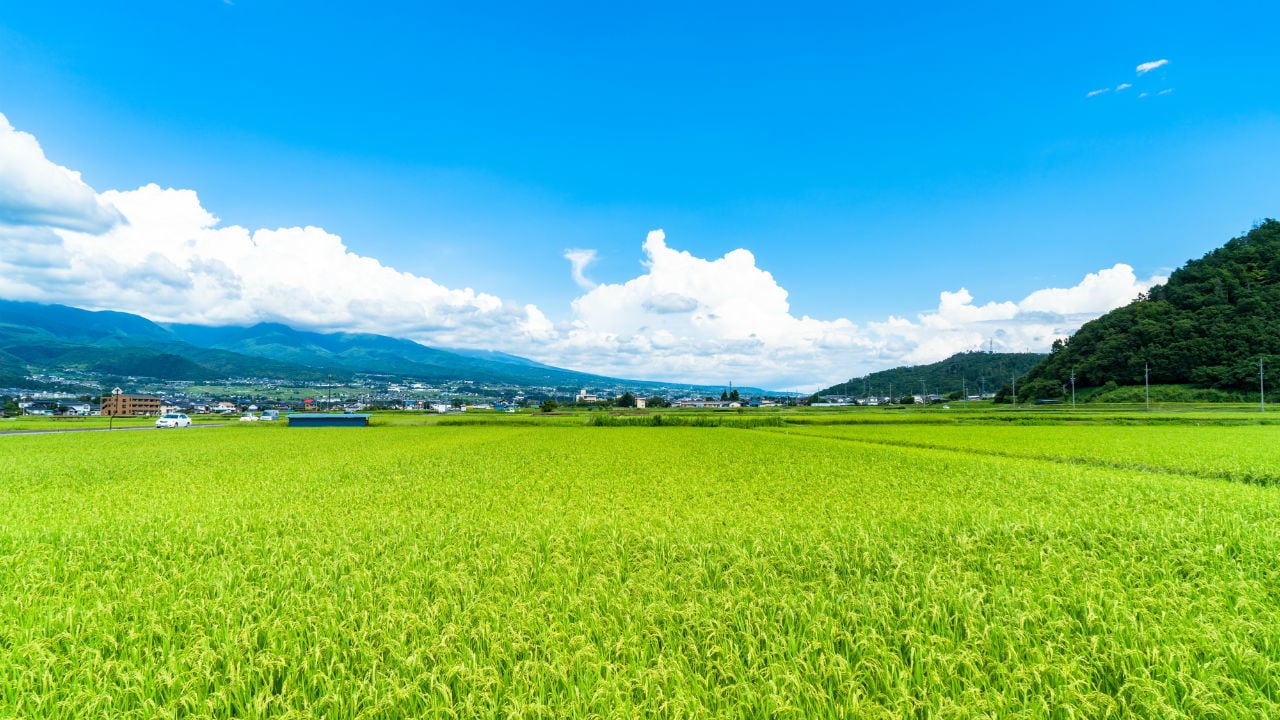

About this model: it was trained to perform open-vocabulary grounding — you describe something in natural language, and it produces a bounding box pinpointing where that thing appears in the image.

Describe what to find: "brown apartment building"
[101,393,162,416]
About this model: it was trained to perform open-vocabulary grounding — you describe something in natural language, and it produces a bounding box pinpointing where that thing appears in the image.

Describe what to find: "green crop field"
[771,422,1280,486]
[2,417,1279,718]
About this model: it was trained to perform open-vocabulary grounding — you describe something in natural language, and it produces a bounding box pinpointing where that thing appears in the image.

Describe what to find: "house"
[673,399,730,408]
[64,401,95,416]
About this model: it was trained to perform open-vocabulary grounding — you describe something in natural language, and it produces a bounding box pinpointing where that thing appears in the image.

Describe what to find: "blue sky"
[1,2,1278,389]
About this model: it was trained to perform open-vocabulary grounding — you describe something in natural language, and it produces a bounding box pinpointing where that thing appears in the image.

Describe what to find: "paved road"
[0,423,227,436]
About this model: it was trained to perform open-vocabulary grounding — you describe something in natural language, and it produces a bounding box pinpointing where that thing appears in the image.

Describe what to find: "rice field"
[770,423,1280,486]
[2,418,1279,717]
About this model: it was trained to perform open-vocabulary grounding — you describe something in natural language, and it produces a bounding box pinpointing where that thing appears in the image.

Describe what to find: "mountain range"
[0,300,766,395]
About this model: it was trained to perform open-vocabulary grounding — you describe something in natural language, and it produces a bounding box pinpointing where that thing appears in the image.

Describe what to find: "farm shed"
[286,413,371,428]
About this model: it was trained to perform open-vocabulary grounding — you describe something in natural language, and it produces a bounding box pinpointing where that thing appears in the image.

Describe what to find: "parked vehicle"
[239,413,259,422]
[155,413,192,429]
[260,410,280,421]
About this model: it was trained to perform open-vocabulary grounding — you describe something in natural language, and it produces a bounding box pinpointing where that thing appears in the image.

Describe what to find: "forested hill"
[1019,219,1280,399]
[817,352,1045,398]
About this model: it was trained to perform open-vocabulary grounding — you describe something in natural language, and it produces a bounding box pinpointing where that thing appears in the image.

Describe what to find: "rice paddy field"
[2,412,1279,718]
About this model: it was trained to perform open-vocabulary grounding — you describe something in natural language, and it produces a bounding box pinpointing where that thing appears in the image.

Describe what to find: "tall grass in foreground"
[1,424,1278,717]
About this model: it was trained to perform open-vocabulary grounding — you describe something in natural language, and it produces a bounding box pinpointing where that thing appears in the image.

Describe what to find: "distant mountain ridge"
[162,321,633,387]
[0,301,331,385]
[817,351,1046,398]
[0,300,766,394]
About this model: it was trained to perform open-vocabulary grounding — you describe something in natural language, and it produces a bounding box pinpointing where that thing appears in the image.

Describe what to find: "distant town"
[3,371,810,418]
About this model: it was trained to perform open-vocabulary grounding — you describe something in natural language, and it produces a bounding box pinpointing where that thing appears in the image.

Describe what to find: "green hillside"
[1019,219,1280,400]
[818,351,1045,398]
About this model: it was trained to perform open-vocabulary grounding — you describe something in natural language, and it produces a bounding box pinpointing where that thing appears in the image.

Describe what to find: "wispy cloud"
[564,248,599,289]
[1136,59,1168,75]
[1158,88,1174,96]
[1089,60,1169,101]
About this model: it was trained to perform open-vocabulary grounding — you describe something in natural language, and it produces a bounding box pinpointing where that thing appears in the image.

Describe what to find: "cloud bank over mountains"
[0,114,1164,390]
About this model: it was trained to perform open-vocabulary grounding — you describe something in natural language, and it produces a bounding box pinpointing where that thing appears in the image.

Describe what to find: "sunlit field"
[2,414,1278,717]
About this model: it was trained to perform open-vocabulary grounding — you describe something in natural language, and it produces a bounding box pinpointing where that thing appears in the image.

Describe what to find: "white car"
[155,413,192,429]
[239,413,259,422]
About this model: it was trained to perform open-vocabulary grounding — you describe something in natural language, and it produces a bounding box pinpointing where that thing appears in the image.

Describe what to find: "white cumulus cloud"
[536,230,1165,390]
[0,114,123,233]
[0,114,547,348]
[0,114,1167,391]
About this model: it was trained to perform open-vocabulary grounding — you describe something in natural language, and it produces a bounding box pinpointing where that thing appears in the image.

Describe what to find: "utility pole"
[1011,374,1017,410]
[110,386,121,431]
[921,380,927,405]
[1261,358,1266,413]
[1144,363,1150,412]
[1070,369,1076,410]
[962,379,968,407]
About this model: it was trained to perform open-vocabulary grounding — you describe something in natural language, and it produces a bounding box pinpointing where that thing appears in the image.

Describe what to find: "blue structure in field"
[286,413,371,427]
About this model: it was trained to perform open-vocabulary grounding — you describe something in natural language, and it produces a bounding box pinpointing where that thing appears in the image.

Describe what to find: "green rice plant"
[1,424,1278,717]
[771,423,1280,486]
[588,413,784,428]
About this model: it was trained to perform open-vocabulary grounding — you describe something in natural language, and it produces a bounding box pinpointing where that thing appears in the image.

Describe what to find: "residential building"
[101,393,162,416]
